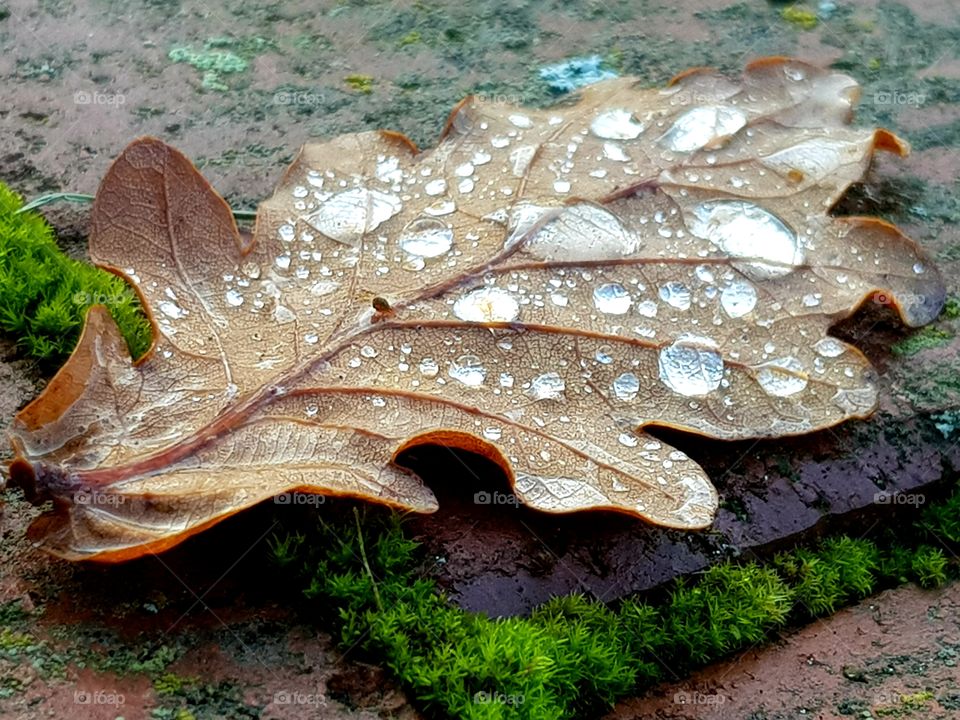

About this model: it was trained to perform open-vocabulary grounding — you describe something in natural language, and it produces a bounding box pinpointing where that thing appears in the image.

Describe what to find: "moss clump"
[0,183,151,364]
[775,537,879,617]
[154,672,198,696]
[892,326,954,356]
[911,546,950,588]
[397,30,422,48]
[943,296,960,320]
[275,484,960,719]
[781,7,818,30]
[168,36,271,92]
[150,674,257,720]
[920,492,960,544]
[344,74,374,94]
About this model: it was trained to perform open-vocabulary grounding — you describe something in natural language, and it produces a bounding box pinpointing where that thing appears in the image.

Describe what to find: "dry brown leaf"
[7,58,946,560]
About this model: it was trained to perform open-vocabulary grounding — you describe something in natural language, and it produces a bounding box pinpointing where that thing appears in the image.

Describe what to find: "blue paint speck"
[539,55,618,94]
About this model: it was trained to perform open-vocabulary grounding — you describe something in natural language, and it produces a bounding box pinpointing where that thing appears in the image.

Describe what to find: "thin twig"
[354,507,383,612]
[15,191,258,223]
[15,192,94,214]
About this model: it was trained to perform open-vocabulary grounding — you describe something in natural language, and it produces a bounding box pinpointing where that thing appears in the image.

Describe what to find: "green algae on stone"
[344,74,374,93]
[168,36,273,92]
[892,326,954,357]
[782,7,818,30]
[895,359,960,411]
[397,29,422,48]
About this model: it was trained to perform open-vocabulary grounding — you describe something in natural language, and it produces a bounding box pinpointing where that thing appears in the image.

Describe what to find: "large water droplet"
[720,279,757,318]
[688,200,802,280]
[509,113,533,128]
[761,139,859,182]
[602,142,630,162]
[658,335,724,397]
[590,109,644,140]
[612,372,640,401]
[754,357,808,397]
[659,281,691,310]
[814,337,845,357]
[424,178,447,196]
[527,204,641,260]
[483,426,503,441]
[376,156,403,183]
[419,357,439,378]
[303,188,402,247]
[660,105,747,152]
[527,372,565,401]
[453,287,520,323]
[593,283,632,314]
[618,432,639,447]
[159,301,186,319]
[424,200,456,216]
[399,217,454,258]
[636,300,658,318]
[449,355,486,387]
[510,146,536,177]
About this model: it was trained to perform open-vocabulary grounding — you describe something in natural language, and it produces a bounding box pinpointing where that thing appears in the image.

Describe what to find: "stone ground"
[0,0,959,718]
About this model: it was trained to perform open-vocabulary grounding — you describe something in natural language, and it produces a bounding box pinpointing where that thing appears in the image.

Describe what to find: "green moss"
[920,487,960,544]
[168,47,247,74]
[168,36,272,92]
[93,642,180,677]
[911,546,949,588]
[896,359,960,410]
[781,7,818,30]
[397,30,422,48]
[892,325,954,356]
[0,601,69,690]
[154,672,198,696]
[277,484,960,719]
[344,74,374,94]
[0,627,35,655]
[943,296,960,320]
[150,675,257,719]
[0,183,151,364]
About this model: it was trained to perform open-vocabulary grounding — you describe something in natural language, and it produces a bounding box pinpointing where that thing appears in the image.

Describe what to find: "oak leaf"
[7,58,946,560]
